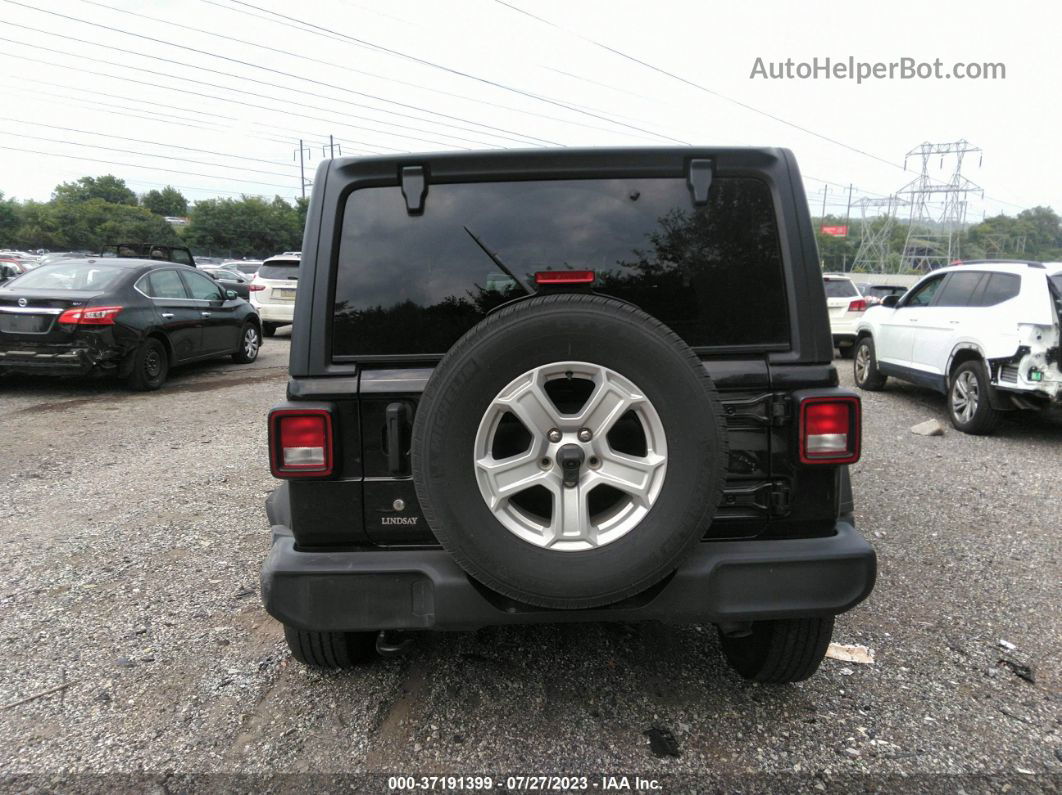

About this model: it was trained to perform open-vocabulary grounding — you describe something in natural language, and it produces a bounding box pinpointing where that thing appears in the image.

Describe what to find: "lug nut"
[540,457,552,469]
[577,428,592,442]
[547,428,562,443]
[588,456,600,468]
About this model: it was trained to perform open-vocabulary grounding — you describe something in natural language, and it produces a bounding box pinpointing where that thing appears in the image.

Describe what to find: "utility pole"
[844,183,853,227]
[820,186,828,221]
[294,140,313,199]
[322,135,343,160]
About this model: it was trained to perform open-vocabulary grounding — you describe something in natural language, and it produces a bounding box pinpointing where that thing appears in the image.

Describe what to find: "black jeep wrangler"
[262,148,876,683]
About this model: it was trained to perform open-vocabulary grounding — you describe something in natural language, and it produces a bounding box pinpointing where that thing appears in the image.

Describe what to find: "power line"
[0,23,489,152]
[4,119,302,170]
[202,0,686,145]
[0,75,360,152]
[0,144,294,190]
[0,129,297,179]
[0,46,409,155]
[1,2,553,148]
[71,0,630,143]
[495,1,1030,213]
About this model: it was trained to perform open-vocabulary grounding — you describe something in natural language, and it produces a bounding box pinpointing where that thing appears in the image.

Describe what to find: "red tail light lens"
[269,409,334,478]
[799,396,860,464]
[534,270,595,285]
[249,284,266,291]
[848,299,868,312]
[58,306,123,326]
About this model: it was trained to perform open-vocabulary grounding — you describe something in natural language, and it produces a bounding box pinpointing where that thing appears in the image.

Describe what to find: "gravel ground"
[0,342,1059,791]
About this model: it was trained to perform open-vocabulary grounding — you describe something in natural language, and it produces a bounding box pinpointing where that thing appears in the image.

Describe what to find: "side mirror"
[226,289,238,300]
[881,294,900,308]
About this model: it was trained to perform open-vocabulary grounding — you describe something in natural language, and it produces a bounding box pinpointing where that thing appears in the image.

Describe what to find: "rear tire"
[853,336,887,391]
[232,323,261,363]
[719,616,834,683]
[125,337,168,391]
[283,626,377,669]
[948,360,1001,435]
[262,323,278,338]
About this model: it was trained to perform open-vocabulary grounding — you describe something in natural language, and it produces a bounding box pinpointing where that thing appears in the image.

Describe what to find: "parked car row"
[851,260,1062,434]
[0,249,301,389]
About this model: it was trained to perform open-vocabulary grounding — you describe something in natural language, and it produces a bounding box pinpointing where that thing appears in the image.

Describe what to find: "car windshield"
[823,278,858,297]
[6,261,126,291]
[259,261,299,280]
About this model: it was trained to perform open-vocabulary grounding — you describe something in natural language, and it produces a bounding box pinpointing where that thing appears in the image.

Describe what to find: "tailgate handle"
[385,402,411,475]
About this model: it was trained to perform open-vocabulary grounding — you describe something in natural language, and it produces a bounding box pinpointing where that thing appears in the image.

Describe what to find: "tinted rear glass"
[823,279,858,298]
[8,262,125,291]
[332,177,789,356]
[259,261,299,280]
[976,273,1020,306]
[935,271,985,307]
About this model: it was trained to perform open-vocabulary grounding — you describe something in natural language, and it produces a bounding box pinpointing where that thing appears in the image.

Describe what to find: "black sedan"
[0,258,262,390]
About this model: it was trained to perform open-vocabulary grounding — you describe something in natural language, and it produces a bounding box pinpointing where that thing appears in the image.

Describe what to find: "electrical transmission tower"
[898,140,983,272]
[852,195,907,273]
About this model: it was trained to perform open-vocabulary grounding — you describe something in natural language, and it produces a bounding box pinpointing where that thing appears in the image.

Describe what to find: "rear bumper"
[262,492,877,632]
[251,300,295,323]
[0,344,114,374]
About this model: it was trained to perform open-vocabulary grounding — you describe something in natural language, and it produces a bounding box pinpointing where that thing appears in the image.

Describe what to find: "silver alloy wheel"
[951,369,979,423]
[474,361,667,552]
[854,343,871,384]
[244,327,260,359]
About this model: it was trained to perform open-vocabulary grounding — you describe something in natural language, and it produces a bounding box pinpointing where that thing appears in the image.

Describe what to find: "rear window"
[823,278,858,298]
[332,176,789,357]
[259,260,299,281]
[975,273,1020,306]
[7,262,125,291]
[935,271,986,307]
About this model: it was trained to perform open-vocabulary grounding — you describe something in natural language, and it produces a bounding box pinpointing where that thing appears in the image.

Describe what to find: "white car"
[249,254,300,336]
[853,261,1062,433]
[221,259,263,281]
[823,274,868,358]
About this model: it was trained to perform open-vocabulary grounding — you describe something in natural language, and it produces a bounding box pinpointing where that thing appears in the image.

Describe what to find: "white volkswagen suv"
[249,254,300,336]
[853,261,1061,434]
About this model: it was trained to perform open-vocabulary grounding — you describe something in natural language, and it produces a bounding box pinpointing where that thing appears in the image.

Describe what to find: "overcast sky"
[0,0,1058,221]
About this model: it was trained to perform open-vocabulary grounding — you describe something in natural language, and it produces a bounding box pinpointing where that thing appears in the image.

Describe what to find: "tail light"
[848,298,868,312]
[534,270,595,285]
[249,284,267,292]
[799,396,860,464]
[58,306,123,326]
[269,408,334,478]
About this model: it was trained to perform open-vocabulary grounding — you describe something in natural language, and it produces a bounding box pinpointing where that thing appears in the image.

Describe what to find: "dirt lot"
[1,339,1059,790]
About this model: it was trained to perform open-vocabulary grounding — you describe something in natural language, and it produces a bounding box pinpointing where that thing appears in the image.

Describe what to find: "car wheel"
[948,360,1001,435]
[411,293,728,610]
[283,626,377,669]
[718,616,834,683]
[853,337,887,391]
[232,323,261,363]
[126,337,169,391]
[262,323,278,337]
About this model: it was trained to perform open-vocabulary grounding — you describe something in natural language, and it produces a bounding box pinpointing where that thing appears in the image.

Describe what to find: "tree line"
[0,175,308,259]
[2,173,1060,268]
[813,205,1062,272]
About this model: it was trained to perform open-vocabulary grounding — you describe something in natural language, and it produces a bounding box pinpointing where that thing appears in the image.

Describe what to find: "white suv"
[823,274,868,358]
[853,261,1062,434]
[249,254,300,336]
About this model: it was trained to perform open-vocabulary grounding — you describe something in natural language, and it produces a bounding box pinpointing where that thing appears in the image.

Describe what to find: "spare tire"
[411,294,727,609]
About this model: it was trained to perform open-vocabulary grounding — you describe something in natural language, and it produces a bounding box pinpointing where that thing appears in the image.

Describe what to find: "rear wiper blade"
[463,226,532,295]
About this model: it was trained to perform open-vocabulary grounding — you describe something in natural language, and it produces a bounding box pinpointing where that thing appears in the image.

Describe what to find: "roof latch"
[687,159,713,206]
[401,165,427,215]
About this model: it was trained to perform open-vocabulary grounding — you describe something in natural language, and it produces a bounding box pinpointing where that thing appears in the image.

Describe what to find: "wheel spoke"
[546,483,595,546]
[592,450,666,507]
[475,452,550,510]
[572,374,639,436]
[496,371,562,437]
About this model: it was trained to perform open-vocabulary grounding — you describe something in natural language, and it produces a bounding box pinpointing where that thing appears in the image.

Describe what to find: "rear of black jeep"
[261,148,876,682]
